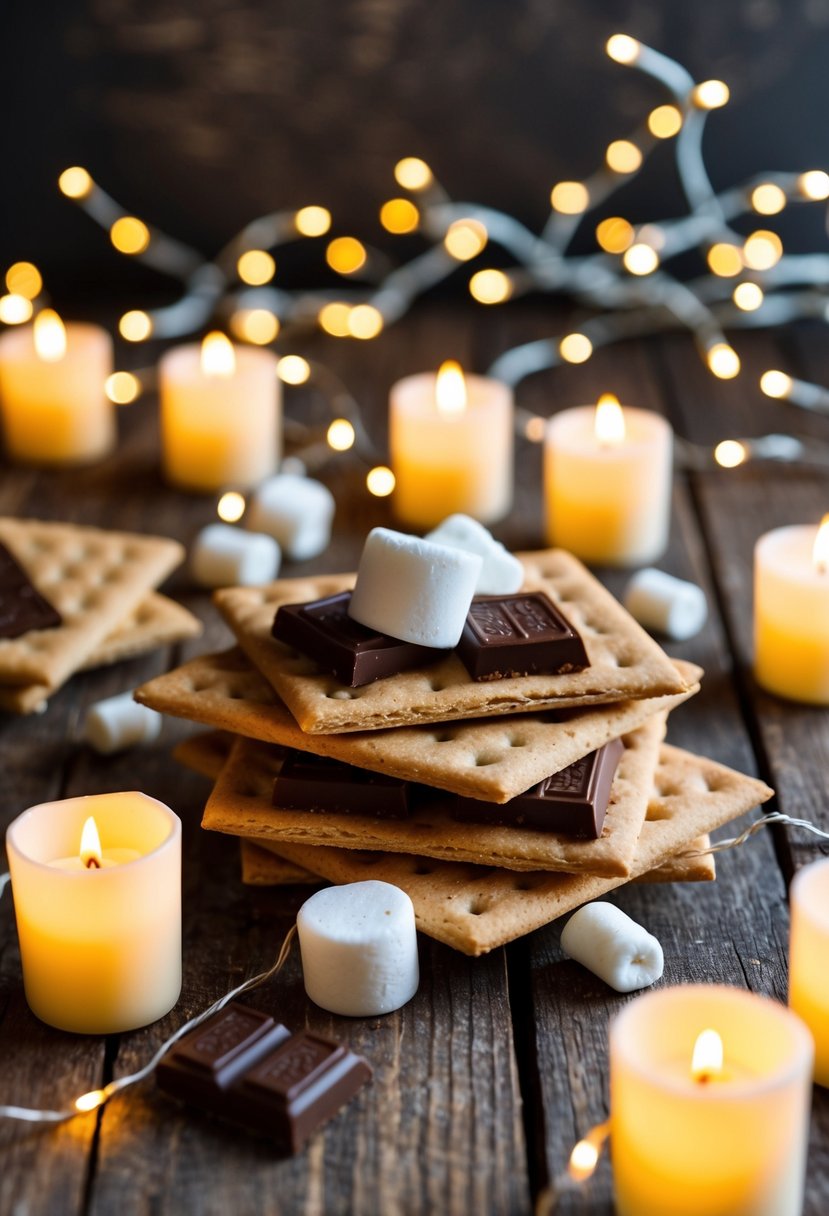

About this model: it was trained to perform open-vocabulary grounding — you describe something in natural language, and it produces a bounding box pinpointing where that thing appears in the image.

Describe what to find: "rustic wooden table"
[1,304,827,1215]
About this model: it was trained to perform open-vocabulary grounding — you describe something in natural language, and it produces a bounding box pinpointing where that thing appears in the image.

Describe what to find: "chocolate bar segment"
[456,592,589,681]
[0,541,62,639]
[157,1001,372,1152]
[273,749,411,818]
[272,591,445,687]
[452,737,624,839]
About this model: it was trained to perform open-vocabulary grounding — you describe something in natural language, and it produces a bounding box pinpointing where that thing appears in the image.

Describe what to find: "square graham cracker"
[0,518,184,691]
[251,744,771,954]
[202,714,667,877]
[137,648,700,804]
[240,840,321,886]
[173,729,235,780]
[213,549,691,734]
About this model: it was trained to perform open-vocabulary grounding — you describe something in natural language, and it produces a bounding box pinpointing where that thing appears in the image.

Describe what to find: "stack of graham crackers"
[135,547,772,956]
[0,517,202,715]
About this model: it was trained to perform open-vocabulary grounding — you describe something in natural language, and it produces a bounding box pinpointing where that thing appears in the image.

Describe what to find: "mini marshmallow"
[297,880,419,1017]
[190,523,280,589]
[425,514,524,595]
[623,568,707,640]
[84,692,162,755]
[348,527,482,648]
[560,902,664,993]
[246,474,335,561]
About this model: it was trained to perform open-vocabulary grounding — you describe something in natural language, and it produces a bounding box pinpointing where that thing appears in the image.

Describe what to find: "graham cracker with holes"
[248,745,771,954]
[240,840,321,886]
[137,648,700,804]
[173,729,235,780]
[212,549,691,734]
[0,518,184,692]
[202,714,666,876]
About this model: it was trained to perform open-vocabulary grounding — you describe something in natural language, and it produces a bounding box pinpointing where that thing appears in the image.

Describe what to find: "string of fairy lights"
[2,34,829,489]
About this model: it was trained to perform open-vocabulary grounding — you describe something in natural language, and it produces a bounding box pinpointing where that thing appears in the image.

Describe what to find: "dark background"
[3,0,829,309]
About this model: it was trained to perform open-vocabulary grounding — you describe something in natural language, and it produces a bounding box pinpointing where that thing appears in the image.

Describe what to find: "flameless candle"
[543,396,672,566]
[789,856,829,1085]
[610,984,813,1216]
[0,311,114,465]
[754,516,829,703]
[159,332,280,493]
[6,792,181,1034]
[389,361,514,530]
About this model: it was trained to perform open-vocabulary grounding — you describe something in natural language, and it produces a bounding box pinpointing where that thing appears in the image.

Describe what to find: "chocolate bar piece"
[272,591,445,687]
[456,592,589,681]
[0,541,62,639]
[157,1001,372,1152]
[273,749,411,818]
[452,737,624,838]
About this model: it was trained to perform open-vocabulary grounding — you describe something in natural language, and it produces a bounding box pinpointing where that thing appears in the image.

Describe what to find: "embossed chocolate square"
[457,592,589,681]
[273,749,411,818]
[0,541,62,639]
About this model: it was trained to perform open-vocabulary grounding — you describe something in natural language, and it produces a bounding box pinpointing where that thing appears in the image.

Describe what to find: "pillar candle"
[0,311,114,465]
[544,396,672,566]
[389,361,514,530]
[789,856,829,1085]
[754,518,829,704]
[610,984,813,1216]
[6,792,181,1034]
[159,332,280,493]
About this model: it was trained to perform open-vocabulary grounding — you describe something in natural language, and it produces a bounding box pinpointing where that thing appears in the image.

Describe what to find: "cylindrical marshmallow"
[246,473,335,561]
[297,880,419,1017]
[623,568,707,640]
[425,514,524,595]
[190,523,280,588]
[348,527,482,648]
[84,692,162,754]
[561,902,664,993]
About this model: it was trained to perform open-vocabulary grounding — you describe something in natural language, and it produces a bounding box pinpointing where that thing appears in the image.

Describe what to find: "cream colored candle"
[6,792,181,1034]
[754,518,829,704]
[610,984,813,1216]
[0,310,114,465]
[544,396,672,566]
[790,856,829,1085]
[159,332,280,492]
[389,361,513,530]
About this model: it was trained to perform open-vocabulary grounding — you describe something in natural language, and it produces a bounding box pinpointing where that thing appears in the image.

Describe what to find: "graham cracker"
[240,840,320,886]
[0,518,184,690]
[213,549,691,734]
[136,648,700,804]
[172,729,235,780]
[202,715,666,877]
[250,745,771,953]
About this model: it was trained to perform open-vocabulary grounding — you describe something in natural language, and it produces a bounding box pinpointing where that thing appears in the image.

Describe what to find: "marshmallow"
[623,568,707,640]
[190,523,280,589]
[348,527,482,648]
[246,474,335,561]
[560,902,664,993]
[425,514,524,595]
[297,880,419,1016]
[84,692,162,754]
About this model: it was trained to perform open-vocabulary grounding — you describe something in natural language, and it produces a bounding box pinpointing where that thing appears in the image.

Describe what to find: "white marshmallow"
[425,514,524,595]
[348,527,482,648]
[623,568,707,640]
[560,902,664,993]
[297,880,419,1017]
[84,692,162,755]
[190,523,280,589]
[246,474,335,561]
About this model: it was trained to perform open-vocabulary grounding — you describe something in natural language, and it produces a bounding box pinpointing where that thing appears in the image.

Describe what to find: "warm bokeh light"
[594,393,625,445]
[691,1029,724,1083]
[550,181,590,214]
[217,491,246,523]
[707,343,741,379]
[75,1090,107,1114]
[80,817,103,869]
[714,439,748,468]
[200,331,236,377]
[524,416,546,443]
[623,243,659,275]
[469,268,512,304]
[327,418,356,451]
[606,34,640,64]
[33,310,67,362]
[435,360,467,415]
[760,369,793,399]
[732,282,764,311]
[706,243,743,277]
[394,157,433,191]
[606,140,643,174]
[751,183,786,216]
[58,166,93,199]
[798,170,829,201]
[812,514,829,574]
[110,216,150,255]
[0,294,33,324]
[743,230,783,271]
[380,198,420,233]
[277,355,311,385]
[5,262,42,299]
[444,219,488,261]
[693,80,730,109]
[230,309,280,345]
[366,465,395,496]
[104,372,140,404]
[119,310,153,342]
[559,332,593,364]
[648,104,683,138]
[596,216,634,254]
[326,236,367,275]
[294,206,332,237]
[237,250,276,285]
[348,304,384,339]
[568,1138,600,1183]
[318,302,352,337]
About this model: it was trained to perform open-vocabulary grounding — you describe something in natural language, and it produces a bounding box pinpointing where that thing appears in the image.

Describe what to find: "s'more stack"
[136,518,772,956]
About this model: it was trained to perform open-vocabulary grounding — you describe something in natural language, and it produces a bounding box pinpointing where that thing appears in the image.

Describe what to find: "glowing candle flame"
[201,332,236,378]
[813,514,829,575]
[33,310,67,363]
[594,393,625,445]
[435,361,467,416]
[691,1028,724,1083]
[80,817,103,870]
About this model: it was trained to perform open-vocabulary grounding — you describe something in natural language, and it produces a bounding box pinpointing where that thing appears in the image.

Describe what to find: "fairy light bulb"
[119,310,152,342]
[623,244,659,275]
[707,243,743,277]
[444,219,488,261]
[714,440,748,468]
[327,419,355,451]
[693,80,730,109]
[230,309,279,345]
[237,250,275,285]
[326,237,367,275]
[105,372,140,404]
[394,158,433,191]
[559,333,593,364]
[743,230,783,271]
[110,217,150,255]
[606,140,643,174]
[596,217,634,254]
[798,171,829,200]
[707,343,740,379]
[5,262,42,299]
[606,34,640,64]
[366,465,395,496]
[379,199,419,233]
[760,370,793,399]
[469,269,512,304]
[318,302,352,337]
[277,356,311,384]
[751,183,786,215]
[294,206,332,237]
[58,166,92,199]
[648,105,682,138]
[550,181,590,214]
[347,304,383,339]
[0,294,33,324]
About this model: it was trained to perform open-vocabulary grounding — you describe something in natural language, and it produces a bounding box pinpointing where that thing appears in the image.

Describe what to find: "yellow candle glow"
[0,312,114,465]
[610,985,813,1216]
[389,361,514,530]
[159,333,280,492]
[789,856,829,1085]
[543,397,673,566]
[6,792,181,1034]
[754,517,829,703]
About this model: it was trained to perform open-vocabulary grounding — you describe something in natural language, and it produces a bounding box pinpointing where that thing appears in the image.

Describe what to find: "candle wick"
[85,857,100,870]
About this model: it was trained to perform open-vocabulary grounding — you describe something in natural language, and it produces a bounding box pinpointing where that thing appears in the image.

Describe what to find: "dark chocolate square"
[456,592,589,681]
[273,749,411,818]
[0,542,62,639]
